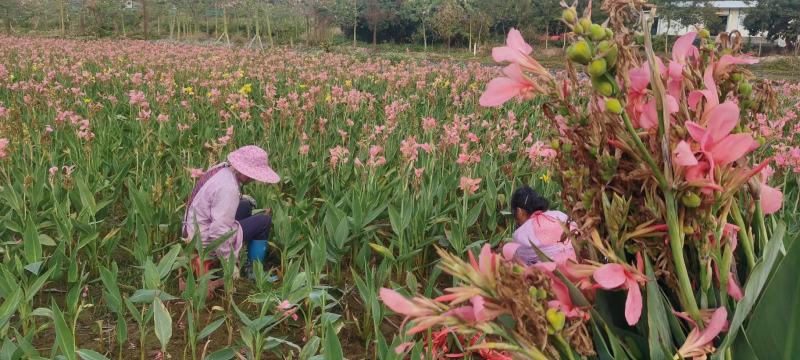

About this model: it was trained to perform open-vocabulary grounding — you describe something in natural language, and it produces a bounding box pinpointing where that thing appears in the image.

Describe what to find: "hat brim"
[239,165,280,184]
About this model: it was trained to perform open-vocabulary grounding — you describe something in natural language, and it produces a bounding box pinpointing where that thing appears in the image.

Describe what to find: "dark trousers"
[235,200,271,243]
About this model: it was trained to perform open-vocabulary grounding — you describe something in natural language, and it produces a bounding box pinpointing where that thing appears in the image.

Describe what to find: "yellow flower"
[345,80,352,87]
[299,84,307,90]
[83,98,92,104]
[238,83,252,95]
[469,82,478,90]
[325,94,332,103]
[207,92,213,97]
[183,87,194,95]
[539,171,551,183]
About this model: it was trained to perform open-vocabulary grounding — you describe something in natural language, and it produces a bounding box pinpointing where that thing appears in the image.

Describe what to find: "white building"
[651,1,758,37]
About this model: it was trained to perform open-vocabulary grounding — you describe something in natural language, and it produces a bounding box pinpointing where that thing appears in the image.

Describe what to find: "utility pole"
[142,0,149,39]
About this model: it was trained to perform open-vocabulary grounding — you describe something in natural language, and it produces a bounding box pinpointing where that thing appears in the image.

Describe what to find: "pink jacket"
[512,210,576,264]
[183,164,243,260]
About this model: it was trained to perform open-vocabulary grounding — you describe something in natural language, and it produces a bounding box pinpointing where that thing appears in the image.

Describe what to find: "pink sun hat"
[227,145,280,183]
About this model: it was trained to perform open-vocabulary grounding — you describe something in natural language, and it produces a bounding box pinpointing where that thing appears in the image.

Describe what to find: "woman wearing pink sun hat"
[183,145,280,281]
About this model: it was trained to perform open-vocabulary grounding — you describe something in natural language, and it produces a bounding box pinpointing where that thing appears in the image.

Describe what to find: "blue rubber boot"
[245,239,268,281]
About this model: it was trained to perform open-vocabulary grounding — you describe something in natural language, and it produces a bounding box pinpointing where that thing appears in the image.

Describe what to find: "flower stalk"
[731,202,756,270]
[620,111,668,189]
[665,190,702,322]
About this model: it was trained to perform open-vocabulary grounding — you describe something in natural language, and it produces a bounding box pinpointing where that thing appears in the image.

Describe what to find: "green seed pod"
[681,192,702,208]
[562,7,577,23]
[758,136,766,145]
[731,73,744,82]
[550,139,560,150]
[529,287,539,298]
[579,18,592,32]
[597,40,611,53]
[588,58,608,77]
[738,81,753,97]
[606,44,619,68]
[573,23,584,35]
[546,308,566,332]
[592,76,615,97]
[605,98,623,114]
[567,40,593,65]
[683,226,695,234]
[699,29,711,39]
[563,142,573,153]
[605,28,614,39]
[589,23,606,41]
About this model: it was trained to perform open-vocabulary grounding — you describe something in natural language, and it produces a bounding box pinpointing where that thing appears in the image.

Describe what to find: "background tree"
[744,0,800,51]
[430,0,464,50]
[401,0,439,51]
[363,0,397,47]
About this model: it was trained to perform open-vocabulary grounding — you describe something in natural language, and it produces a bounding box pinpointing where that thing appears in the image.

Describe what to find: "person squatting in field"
[508,186,577,264]
[182,145,280,287]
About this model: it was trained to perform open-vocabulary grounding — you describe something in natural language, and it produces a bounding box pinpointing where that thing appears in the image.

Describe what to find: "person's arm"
[207,184,241,260]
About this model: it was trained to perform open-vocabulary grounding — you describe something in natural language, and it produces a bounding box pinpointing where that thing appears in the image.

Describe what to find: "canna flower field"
[1,1,800,359]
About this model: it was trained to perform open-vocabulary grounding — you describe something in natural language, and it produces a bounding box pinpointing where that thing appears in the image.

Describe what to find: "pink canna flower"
[459,176,481,195]
[444,295,503,323]
[685,101,758,167]
[714,54,758,78]
[299,144,310,155]
[639,95,679,130]
[394,342,414,355]
[414,167,425,178]
[380,288,435,318]
[666,32,699,98]
[48,166,59,177]
[422,117,438,132]
[479,64,540,107]
[593,260,646,326]
[758,165,783,214]
[727,272,744,301]
[188,168,204,179]
[673,140,699,166]
[0,138,8,159]
[491,28,551,79]
[675,307,728,359]
[156,113,169,123]
[527,141,557,162]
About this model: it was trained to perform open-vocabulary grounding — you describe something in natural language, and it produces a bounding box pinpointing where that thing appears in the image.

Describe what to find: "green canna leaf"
[22,218,42,264]
[299,336,321,360]
[323,322,343,360]
[731,223,797,360]
[155,244,182,280]
[51,301,76,360]
[76,349,109,360]
[198,317,225,340]
[716,222,786,357]
[152,297,172,351]
[204,348,237,360]
[0,287,22,328]
[645,256,672,360]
